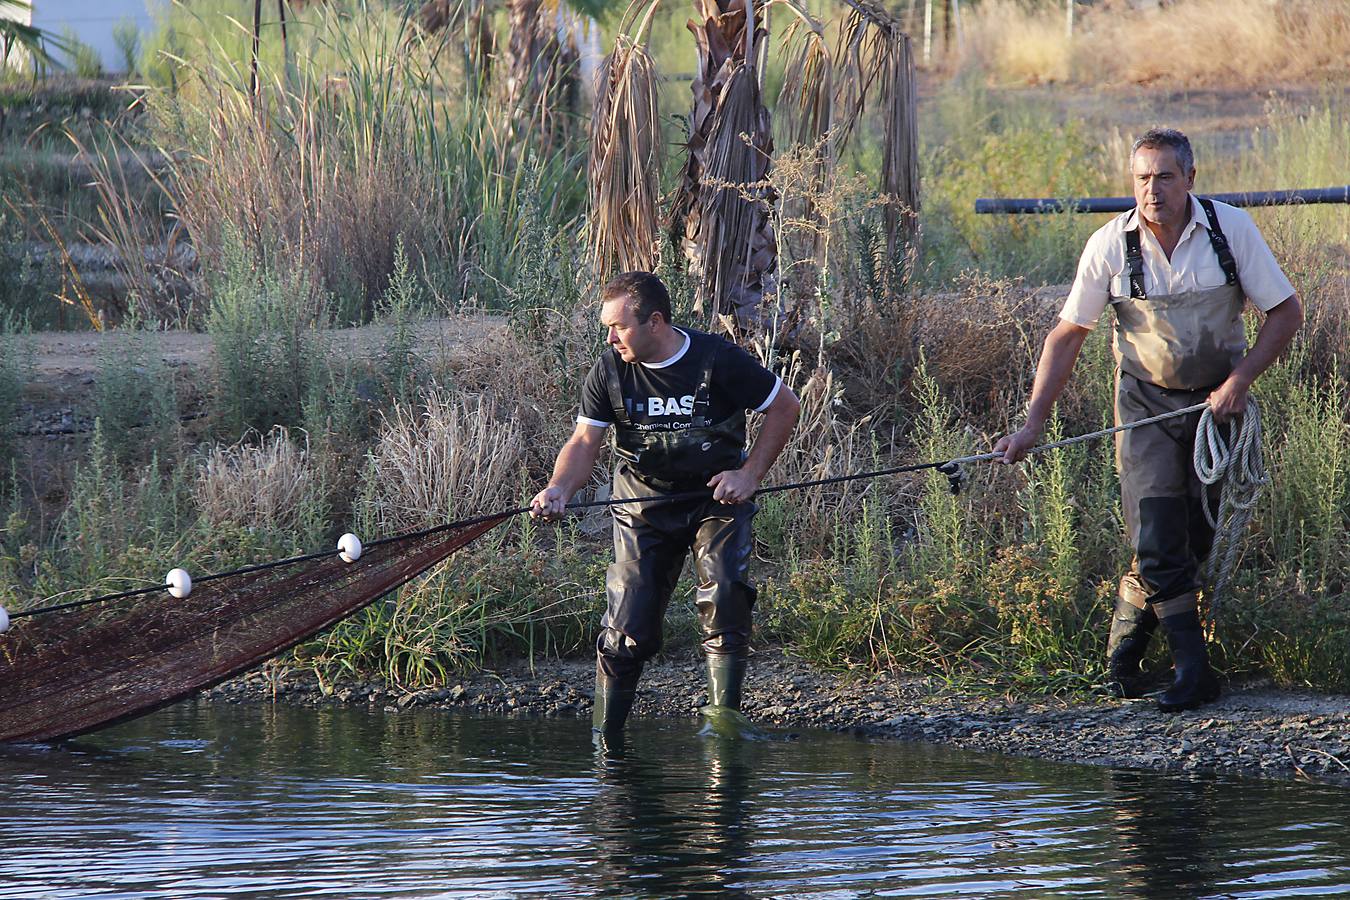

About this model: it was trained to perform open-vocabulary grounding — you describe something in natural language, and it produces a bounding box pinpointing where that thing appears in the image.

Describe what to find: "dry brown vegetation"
[959,0,1350,87]
[194,427,316,534]
[361,390,529,531]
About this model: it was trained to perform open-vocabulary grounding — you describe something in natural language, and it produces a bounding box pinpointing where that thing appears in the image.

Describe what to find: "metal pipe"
[975,186,1350,214]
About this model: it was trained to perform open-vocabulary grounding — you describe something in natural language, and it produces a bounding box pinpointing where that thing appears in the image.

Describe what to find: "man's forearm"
[547,437,603,498]
[1024,322,1091,431]
[741,399,799,482]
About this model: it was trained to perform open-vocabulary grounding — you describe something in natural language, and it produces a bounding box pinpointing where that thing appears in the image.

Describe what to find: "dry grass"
[195,427,316,533]
[959,0,1072,85]
[955,0,1350,87]
[362,390,528,530]
[1085,0,1350,87]
[751,353,883,543]
[444,305,603,471]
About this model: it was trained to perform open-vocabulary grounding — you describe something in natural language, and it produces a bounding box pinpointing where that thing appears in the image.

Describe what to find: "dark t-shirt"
[577,328,780,432]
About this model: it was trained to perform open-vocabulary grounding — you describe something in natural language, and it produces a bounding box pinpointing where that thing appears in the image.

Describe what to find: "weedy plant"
[0,315,28,467]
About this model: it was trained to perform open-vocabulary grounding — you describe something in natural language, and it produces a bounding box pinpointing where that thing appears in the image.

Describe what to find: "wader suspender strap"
[602,351,629,426]
[1198,197,1240,288]
[1123,199,1239,300]
[690,342,720,429]
[1125,226,1147,300]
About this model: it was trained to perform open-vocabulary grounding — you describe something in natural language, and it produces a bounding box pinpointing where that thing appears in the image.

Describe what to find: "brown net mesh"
[0,516,508,743]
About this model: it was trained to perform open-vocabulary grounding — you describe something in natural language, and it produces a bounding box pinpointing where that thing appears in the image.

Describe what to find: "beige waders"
[1107,198,1242,710]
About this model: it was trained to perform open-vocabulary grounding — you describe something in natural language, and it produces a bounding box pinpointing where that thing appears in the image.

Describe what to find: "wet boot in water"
[706,654,747,710]
[592,671,640,737]
[1104,598,1157,699]
[1157,610,1221,713]
[700,654,767,739]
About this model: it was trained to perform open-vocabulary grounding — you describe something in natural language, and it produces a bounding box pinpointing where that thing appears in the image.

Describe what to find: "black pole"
[250,0,262,103]
[975,186,1350,214]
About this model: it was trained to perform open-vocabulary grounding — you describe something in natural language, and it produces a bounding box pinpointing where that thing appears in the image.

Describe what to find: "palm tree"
[418,0,607,146]
[589,0,918,337]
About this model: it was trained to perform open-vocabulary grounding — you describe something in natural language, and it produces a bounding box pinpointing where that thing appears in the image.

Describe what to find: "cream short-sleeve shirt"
[1060,194,1295,328]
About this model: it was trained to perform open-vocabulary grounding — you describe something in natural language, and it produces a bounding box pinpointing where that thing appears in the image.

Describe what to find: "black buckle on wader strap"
[603,350,629,426]
[1198,197,1240,288]
[1124,227,1146,300]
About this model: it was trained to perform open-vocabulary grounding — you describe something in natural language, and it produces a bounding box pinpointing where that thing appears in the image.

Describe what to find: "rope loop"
[1192,397,1267,613]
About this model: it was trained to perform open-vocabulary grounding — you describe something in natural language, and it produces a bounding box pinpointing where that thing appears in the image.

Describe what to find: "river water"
[1,701,1347,899]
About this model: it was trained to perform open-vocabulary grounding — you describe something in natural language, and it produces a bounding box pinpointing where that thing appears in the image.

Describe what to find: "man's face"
[1131,145,1195,231]
[601,297,661,363]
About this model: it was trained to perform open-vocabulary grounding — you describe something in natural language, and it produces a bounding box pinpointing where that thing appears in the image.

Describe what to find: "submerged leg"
[592,662,642,736]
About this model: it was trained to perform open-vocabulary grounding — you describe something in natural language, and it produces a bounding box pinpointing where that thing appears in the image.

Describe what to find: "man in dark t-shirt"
[530,271,800,738]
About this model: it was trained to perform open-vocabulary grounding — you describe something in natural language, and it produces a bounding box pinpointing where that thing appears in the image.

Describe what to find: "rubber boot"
[1157,610,1221,713]
[1104,598,1158,699]
[706,654,747,710]
[592,671,640,736]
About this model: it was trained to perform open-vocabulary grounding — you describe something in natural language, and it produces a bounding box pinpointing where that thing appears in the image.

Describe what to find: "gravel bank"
[208,647,1350,786]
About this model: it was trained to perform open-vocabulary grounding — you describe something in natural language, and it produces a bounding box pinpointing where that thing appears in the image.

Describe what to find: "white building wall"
[2,2,36,71]
[29,0,162,73]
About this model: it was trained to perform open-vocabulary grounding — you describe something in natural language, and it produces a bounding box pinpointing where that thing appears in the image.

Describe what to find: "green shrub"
[207,231,327,441]
[61,28,103,79]
[0,318,27,466]
[92,327,180,468]
[112,19,141,75]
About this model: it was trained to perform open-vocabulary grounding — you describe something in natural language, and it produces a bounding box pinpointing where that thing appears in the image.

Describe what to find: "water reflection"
[1104,768,1222,898]
[0,702,1347,899]
[587,735,755,897]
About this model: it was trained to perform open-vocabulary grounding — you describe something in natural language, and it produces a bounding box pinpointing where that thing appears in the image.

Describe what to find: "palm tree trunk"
[674,0,778,336]
[506,0,580,148]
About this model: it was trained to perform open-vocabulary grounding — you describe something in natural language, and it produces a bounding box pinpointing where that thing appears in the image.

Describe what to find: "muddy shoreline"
[207,647,1350,786]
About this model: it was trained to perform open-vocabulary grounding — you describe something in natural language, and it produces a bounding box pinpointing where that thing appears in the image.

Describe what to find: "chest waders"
[592,343,758,737]
[1106,197,1239,711]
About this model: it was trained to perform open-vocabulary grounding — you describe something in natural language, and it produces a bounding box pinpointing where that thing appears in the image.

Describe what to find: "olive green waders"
[1108,199,1242,711]
[592,463,756,735]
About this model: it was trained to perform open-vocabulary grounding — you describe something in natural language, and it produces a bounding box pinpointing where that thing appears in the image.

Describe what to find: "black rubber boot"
[1157,611,1221,713]
[706,655,747,710]
[1104,599,1158,699]
[592,671,640,736]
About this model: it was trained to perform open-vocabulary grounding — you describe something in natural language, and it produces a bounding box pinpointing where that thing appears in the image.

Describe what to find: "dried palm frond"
[833,0,919,255]
[880,32,919,253]
[505,0,581,148]
[775,4,834,268]
[775,2,833,155]
[587,34,663,279]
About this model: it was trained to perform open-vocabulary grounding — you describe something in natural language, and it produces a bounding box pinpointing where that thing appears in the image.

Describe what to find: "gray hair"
[1131,128,1194,173]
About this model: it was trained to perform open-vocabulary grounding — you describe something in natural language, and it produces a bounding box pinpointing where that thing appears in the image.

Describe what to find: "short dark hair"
[1131,128,1194,174]
[602,271,672,325]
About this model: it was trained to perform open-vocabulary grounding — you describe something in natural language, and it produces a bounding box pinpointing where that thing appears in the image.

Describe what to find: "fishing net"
[0,516,508,744]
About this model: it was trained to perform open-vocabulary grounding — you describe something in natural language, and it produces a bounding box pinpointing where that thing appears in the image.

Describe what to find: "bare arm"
[1208,294,1303,421]
[994,319,1092,463]
[709,385,801,504]
[530,422,608,519]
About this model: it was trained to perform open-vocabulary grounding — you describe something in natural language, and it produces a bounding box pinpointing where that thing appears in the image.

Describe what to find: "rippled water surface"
[2,702,1348,898]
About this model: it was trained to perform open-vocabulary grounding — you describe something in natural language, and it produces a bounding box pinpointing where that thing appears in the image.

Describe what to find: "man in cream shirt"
[995,128,1302,712]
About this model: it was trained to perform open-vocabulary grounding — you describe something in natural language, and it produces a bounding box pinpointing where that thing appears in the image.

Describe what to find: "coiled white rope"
[1193,397,1267,615]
